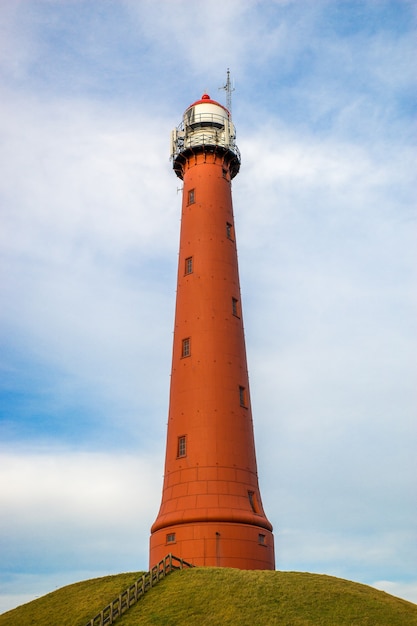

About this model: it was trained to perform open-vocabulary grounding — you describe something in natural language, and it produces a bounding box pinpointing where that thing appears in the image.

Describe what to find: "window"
[188,188,195,204]
[182,337,191,358]
[177,435,187,458]
[222,168,228,179]
[248,490,259,514]
[239,386,247,407]
[232,297,239,317]
[185,256,193,275]
[226,222,234,240]
[258,534,266,546]
[167,533,176,544]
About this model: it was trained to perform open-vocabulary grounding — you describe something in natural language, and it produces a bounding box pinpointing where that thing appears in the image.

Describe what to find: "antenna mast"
[219,68,235,114]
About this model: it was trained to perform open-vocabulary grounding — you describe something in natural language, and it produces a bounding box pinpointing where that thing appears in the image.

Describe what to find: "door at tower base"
[150,522,275,570]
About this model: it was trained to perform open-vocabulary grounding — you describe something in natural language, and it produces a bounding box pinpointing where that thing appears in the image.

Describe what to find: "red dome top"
[186,93,229,115]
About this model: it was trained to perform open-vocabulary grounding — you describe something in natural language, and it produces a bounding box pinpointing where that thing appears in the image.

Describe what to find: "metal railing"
[174,132,240,160]
[85,554,194,626]
[171,113,240,163]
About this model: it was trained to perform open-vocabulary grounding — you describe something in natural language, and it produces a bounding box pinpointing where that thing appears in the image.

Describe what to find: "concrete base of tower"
[149,522,275,570]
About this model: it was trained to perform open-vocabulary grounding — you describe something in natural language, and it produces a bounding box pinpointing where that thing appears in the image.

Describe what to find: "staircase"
[85,553,194,626]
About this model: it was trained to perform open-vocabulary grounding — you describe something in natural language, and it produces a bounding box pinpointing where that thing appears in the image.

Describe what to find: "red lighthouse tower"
[149,89,275,570]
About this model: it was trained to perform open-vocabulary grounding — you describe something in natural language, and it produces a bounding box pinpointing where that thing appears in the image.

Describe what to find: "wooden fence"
[85,553,194,626]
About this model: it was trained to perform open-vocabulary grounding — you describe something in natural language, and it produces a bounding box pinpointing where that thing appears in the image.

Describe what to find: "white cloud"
[0,448,161,567]
[0,0,415,615]
[123,0,259,77]
[0,91,180,438]
[0,449,163,614]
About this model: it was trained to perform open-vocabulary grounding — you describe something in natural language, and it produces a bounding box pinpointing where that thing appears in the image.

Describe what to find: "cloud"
[123,0,260,77]
[230,102,416,597]
[0,447,163,613]
[0,0,416,614]
[0,448,161,568]
[0,89,180,445]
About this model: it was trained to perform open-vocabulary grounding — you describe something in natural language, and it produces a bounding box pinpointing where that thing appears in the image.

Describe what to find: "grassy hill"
[0,568,416,626]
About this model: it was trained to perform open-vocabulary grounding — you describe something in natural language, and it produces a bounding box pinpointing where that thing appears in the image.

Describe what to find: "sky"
[0,0,416,615]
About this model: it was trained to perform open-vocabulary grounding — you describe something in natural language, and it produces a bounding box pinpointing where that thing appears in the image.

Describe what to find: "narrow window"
[248,490,259,514]
[188,188,195,205]
[222,168,228,179]
[239,385,247,407]
[185,256,193,275]
[177,435,187,458]
[182,337,191,358]
[258,534,266,545]
[232,297,239,317]
[167,533,176,544]
[226,222,234,240]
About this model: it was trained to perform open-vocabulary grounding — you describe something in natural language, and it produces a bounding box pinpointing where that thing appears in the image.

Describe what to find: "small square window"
[239,385,247,407]
[182,337,191,358]
[177,436,186,458]
[232,297,239,317]
[226,222,234,240]
[188,189,195,204]
[167,533,176,544]
[248,490,259,514]
[258,534,266,545]
[185,256,193,275]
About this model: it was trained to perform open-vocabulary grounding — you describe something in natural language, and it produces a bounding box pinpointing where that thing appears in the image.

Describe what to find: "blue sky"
[0,0,416,614]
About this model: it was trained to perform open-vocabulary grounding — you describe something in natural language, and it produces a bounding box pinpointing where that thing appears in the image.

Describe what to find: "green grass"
[1,568,416,626]
[0,572,143,626]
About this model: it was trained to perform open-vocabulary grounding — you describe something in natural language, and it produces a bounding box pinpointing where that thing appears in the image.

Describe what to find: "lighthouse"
[149,86,275,570]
